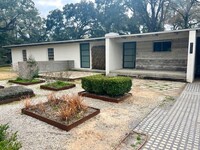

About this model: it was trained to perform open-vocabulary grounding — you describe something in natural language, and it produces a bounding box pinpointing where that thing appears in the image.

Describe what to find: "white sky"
[33,0,94,18]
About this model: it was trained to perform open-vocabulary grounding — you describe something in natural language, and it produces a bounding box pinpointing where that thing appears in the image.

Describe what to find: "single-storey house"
[3,28,200,83]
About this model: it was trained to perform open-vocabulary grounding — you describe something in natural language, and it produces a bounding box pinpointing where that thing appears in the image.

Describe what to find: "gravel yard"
[0,78,185,150]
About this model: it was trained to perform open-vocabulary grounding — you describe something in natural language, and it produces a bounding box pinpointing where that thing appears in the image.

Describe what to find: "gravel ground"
[0,78,185,150]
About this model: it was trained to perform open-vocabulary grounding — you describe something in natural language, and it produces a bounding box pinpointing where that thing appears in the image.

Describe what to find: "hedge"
[0,86,34,101]
[82,75,132,97]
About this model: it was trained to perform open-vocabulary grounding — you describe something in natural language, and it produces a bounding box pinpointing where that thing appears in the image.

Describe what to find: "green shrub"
[0,86,34,101]
[0,124,22,150]
[103,76,132,96]
[90,76,105,94]
[82,75,132,97]
[82,75,103,93]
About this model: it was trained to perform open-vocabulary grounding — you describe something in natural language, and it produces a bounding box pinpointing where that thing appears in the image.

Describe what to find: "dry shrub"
[58,105,72,121]
[57,94,88,121]
[68,95,88,112]
[24,97,32,109]
[47,92,59,105]
[37,102,45,113]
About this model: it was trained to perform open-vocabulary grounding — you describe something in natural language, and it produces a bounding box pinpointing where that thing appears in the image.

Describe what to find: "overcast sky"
[33,0,93,18]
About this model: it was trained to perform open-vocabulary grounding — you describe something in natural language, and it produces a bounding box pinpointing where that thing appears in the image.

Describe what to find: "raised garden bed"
[0,85,4,89]
[21,94,100,131]
[8,78,45,85]
[0,86,35,105]
[40,81,75,91]
[78,91,132,103]
[115,131,148,150]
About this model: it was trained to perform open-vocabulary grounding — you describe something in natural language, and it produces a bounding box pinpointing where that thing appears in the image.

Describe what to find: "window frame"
[22,50,27,61]
[48,48,54,61]
[153,41,172,52]
[80,43,90,68]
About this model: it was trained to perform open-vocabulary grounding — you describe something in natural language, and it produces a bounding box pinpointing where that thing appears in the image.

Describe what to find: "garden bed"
[0,86,35,105]
[116,131,148,150]
[78,91,132,103]
[21,95,100,131]
[40,81,75,91]
[8,78,45,85]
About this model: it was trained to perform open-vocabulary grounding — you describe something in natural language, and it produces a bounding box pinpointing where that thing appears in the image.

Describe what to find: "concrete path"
[134,82,200,150]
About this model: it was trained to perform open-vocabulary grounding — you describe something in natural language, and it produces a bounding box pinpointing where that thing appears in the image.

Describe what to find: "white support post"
[105,33,119,76]
[105,38,110,75]
[186,30,197,83]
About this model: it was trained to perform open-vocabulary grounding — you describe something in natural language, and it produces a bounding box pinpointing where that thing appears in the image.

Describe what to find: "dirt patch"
[0,67,17,80]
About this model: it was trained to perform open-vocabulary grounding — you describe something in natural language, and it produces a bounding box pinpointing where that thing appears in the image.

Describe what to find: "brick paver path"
[135,83,200,150]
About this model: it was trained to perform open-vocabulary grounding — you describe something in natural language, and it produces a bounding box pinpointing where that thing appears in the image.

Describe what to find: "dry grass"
[0,67,17,80]
[47,93,59,105]
[57,94,88,121]
[24,97,32,109]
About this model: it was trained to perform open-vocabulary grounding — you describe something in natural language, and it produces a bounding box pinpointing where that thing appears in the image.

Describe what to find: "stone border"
[78,91,132,103]
[21,107,100,132]
[115,130,148,150]
[40,84,75,91]
[0,94,35,105]
[8,80,45,85]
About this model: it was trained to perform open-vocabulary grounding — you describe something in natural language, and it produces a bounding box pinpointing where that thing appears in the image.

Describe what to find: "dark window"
[123,42,136,68]
[22,50,27,61]
[48,48,54,61]
[153,41,171,52]
[80,43,90,68]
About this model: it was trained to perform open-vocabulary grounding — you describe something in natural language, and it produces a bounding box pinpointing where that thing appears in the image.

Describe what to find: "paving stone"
[134,82,200,149]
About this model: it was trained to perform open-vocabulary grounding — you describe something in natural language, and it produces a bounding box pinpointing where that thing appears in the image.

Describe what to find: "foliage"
[44,81,73,89]
[0,86,34,101]
[82,75,132,97]
[18,56,39,80]
[103,76,132,97]
[14,77,40,83]
[167,0,200,29]
[0,124,22,150]
[26,56,39,79]
[0,0,46,65]
[125,0,170,32]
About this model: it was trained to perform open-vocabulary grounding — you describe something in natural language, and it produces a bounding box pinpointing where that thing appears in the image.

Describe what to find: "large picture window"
[22,50,27,61]
[153,41,171,52]
[48,48,54,61]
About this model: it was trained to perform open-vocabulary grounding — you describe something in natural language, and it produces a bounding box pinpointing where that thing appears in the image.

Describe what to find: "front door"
[196,37,200,76]
[123,42,136,68]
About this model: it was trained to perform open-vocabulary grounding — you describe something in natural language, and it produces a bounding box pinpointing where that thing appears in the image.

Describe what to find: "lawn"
[0,67,17,80]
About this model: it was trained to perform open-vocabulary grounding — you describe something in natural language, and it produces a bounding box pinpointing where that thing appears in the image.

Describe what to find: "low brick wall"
[18,60,74,73]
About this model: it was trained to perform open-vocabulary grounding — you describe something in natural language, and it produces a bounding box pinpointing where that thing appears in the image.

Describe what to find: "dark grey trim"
[3,38,105,49]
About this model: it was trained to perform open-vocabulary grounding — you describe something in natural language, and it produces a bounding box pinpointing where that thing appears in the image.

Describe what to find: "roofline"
[3,28,200,49]
[3,37,105,48]
[107,28,200,39]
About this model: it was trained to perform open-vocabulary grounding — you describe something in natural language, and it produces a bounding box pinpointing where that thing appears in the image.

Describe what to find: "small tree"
[26,56,39,79]
[18,56,39,80]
